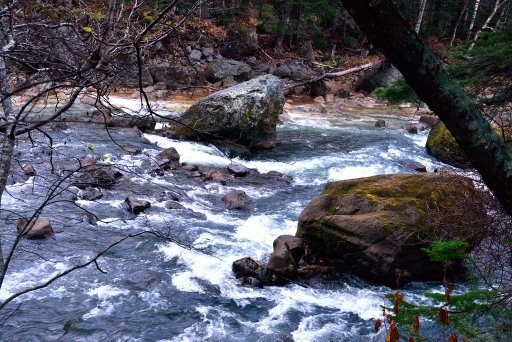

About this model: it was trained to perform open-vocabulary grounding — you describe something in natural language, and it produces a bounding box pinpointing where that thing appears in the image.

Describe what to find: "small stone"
[125,197,151,215]
[165,200,185,210]
[375,119,386,128]
[222,189,252,210]
[188,49,203,65]
[21,164,36,176]
[227,163,249,176]
[17,217,53,239]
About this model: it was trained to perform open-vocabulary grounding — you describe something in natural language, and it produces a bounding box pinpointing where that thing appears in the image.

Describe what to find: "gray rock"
[309,80,329,98]
[204,59,252,83]
[201,47,214,58]
[356,64,401,93]
[227,163,249,176]
[73,164,122,189]
[273,63,311,81]
[188,49,203,65]
[79,187,103,201]
[171,75,284,151]
[17,217,53,239]
[165,200,185,210]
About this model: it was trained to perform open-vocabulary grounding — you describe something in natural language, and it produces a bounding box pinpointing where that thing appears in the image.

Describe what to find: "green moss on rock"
[426,121,470,168]
[296,173,488,286]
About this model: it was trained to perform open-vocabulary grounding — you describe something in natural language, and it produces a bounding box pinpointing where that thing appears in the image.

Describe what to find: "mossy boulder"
[296,173,487,287]
[171,74,284,152]
[426,121,512,168]
[426,121,471,168]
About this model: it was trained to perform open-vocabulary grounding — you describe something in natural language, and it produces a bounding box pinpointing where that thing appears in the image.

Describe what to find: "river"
[0,97,451,341]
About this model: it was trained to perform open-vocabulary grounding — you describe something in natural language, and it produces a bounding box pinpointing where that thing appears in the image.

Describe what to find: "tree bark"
[449,0,469,46]
[274,0,291,55]
[467,0,481,39]
[342,0,512,216]
[414,0,427,33]
[469,0,511,52]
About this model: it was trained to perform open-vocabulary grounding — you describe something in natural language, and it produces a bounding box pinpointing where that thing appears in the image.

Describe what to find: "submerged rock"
[171,74,284,152]
[296,173,488,287]
[17,217,54,239]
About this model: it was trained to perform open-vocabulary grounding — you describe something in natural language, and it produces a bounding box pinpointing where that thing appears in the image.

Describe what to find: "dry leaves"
[438,307,449,326]
[386,321,400,342]
[374,318,382,332]
[412,314,420,333]
[447,332,458,342]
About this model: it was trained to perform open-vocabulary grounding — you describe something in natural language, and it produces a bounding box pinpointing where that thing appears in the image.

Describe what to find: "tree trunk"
[467,0,481,39]
[469,0,511,51]
[414,0,427,33]
[274,0,292,55]
[342,0,512,216]
[449,0,469,46]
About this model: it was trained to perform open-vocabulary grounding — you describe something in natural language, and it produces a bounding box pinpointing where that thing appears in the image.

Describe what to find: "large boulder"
[356,64,401,93]
[296,173,488,287]
[426,121,470,168]
[273,62,311,81]
[17,217,54,239]
[171,74,284,151]
[204,59,252,84]
[426,121,512,169]
[149,63,205,89]
[221,24,258,58]
[73,164,122,189]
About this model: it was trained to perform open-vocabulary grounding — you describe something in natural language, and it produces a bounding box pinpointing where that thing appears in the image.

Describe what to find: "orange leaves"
[438,307,449,326]
[374,318,383,332]
[393,291,404,315]
[445,284,453,303]
[447,333,458,341]
[412,314,420,333]
[386,321,400,342]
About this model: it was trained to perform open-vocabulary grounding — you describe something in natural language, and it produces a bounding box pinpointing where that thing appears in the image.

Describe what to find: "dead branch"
[283,60,384,90]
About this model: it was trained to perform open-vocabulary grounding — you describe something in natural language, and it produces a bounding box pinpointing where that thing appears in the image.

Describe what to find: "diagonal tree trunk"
[341,0,512,216]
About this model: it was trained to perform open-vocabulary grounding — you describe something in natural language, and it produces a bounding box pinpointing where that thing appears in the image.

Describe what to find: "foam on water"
[144,134,230,166]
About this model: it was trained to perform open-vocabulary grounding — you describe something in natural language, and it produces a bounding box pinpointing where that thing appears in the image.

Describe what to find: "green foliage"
[82,26,92,34]
[373,77,422,106]
[450,26,512,100]
[421,240,469,262]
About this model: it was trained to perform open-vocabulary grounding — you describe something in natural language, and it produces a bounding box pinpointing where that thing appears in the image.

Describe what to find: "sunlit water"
[0,101,453,341]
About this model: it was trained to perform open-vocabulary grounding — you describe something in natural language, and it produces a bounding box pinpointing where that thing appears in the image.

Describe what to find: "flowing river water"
[0,96,453,341]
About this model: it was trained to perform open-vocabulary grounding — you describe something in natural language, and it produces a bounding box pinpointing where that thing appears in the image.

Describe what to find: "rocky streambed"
[1,84,480,340]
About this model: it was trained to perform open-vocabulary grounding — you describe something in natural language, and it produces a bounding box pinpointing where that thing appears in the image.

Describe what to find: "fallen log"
[283,60,384,90]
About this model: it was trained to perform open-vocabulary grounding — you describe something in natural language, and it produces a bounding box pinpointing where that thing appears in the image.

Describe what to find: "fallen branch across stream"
[283,60,385,90]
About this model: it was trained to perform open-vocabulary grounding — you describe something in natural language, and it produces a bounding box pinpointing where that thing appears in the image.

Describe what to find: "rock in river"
[296,173,488,287]
[170,74,284,152]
